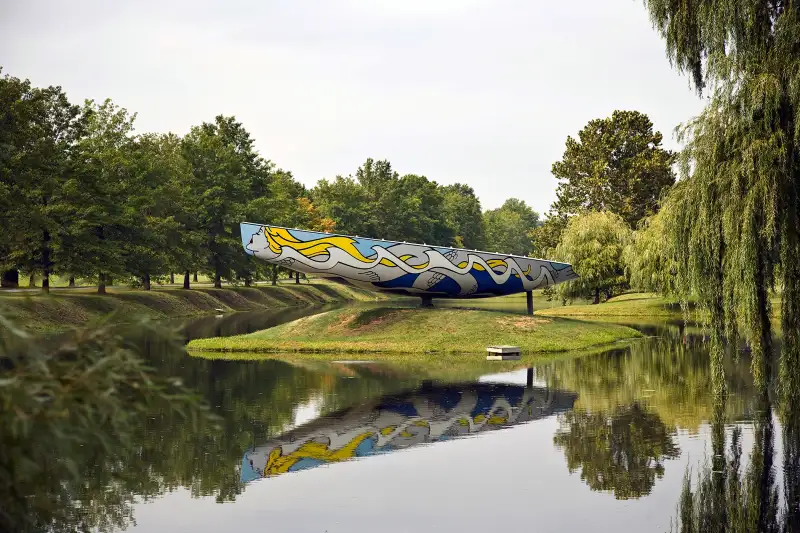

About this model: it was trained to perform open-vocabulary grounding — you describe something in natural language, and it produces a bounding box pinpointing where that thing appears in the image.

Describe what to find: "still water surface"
[114,307,766,532]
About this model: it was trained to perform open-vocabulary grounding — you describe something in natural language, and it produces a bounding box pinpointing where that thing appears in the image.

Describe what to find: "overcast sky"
[1,0,705,214]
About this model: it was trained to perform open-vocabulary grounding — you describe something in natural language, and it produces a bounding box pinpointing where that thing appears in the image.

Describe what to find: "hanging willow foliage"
[643,0,800,399]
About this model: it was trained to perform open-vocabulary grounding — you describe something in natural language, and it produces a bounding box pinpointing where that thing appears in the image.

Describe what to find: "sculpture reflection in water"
[241,381,577,481]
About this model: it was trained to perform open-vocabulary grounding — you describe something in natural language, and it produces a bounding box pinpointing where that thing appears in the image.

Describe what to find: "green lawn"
[536,292,687,318]
[187,305,642,355]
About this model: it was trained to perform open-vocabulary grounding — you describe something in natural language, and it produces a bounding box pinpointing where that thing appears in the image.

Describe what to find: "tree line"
[0,67,549,293]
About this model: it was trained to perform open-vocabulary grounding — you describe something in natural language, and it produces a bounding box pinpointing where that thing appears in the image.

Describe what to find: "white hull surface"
[241,223,578,299]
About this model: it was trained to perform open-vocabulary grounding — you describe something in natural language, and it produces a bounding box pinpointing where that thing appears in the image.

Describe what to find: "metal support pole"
[420,295,434,308]
[526,367,534,388]
[526,290,534,315]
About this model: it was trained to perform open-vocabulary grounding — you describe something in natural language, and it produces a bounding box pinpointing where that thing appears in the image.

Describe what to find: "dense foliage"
[554,211,632,303]
[0,315,213,533]
[640,0,800,397]
[550,110,676,228]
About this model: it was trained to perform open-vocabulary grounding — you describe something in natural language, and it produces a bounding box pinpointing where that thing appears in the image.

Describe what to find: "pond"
[25,305,795,532]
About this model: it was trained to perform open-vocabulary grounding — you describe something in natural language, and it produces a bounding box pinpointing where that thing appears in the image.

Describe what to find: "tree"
[0,71,87,292]
[642,0,800,396]
[623,210,678,294]
[313,158,452,245]
[311,175,372,237]
[182,116,255,288]
[441,183,485,249]
[554,211,632,304]
[553,403,680,500]
[482,198,540,256]
[122,133,191,290]
[57,99,134,294]
[551,110,676,228]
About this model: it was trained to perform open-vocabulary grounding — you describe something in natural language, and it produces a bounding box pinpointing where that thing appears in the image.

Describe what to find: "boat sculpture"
[241,222,578,299]
[241,381,577,482]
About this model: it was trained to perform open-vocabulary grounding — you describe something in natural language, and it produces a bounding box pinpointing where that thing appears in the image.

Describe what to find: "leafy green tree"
[482,198,540,256]
[56,99,135,294]
[529,215,567,258]
[121,133,192,290]
[182,116,257,288]
[0,71,88,292]
[441,183,485,249]
[623,210,678,294]
[553,403,680,500]
[554,211,632,303]
[551,110,676,228]
[313,158,452,245]
[642,0,800,394]
[311,175,372,236]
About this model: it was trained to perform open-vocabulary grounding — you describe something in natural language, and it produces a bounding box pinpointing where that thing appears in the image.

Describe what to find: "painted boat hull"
[241,222,578,299]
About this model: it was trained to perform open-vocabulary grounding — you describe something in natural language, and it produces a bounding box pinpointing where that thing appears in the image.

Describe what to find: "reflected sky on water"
[73,309,774,532]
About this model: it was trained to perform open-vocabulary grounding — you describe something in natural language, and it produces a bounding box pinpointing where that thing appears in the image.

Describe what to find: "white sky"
[1,0,705,214]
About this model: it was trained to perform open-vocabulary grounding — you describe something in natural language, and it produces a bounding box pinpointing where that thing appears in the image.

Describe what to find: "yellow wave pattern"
[264,227,373,263]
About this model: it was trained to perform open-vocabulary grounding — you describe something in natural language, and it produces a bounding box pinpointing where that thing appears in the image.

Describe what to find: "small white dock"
[486,345,521,360]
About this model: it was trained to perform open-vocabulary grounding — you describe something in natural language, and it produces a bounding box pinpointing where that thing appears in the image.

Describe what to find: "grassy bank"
[187,306,642,355]
[536,293,686,319]
[0,281,388,332]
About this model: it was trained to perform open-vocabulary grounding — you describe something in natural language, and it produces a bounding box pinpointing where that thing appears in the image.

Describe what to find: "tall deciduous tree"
[57,99,133,294]
[482,198,540,256]
[551,110,676,228]
[182,116,255,288]
[0,71,87,292]
[554,211,632,304]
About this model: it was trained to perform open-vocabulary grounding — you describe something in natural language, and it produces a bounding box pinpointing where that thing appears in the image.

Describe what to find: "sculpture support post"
[526,290,534,316]
[526,367,534,388]
[420,295,434,308]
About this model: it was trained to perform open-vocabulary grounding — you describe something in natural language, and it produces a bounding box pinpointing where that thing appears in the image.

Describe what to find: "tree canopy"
[551,110,676,228]
[482,198,540,256]
[554,211,632,303]
[642,0,800,396]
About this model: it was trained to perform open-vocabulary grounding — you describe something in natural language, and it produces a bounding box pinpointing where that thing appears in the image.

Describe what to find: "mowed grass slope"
[0,281,388,332]
[187,306,642,355]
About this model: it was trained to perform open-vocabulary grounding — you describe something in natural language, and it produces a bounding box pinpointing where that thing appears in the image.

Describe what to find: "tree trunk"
[214,258,222,289]
[271,265,277,286]
[1,269,19,288]
[98,272,107,295]
[245,276,251,287]
[193,271,198,282]
[107,276,113,286]
[170,272,175,284]
[183,270,191,289]
[29,272,36,288]
[143,273,151,291]
[68,276,75,288]
[288,271,293,279]
[593,288,600,305]
[41,229,51,293]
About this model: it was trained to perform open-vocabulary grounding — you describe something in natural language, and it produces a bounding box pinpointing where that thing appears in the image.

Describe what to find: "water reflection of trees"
[541,334,756,432]
[553,403,680,499]
[671,340,800,532]
[545,331,758,501]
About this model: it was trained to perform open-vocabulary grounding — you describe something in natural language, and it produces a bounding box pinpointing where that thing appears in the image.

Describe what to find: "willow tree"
[643,1,800,396]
